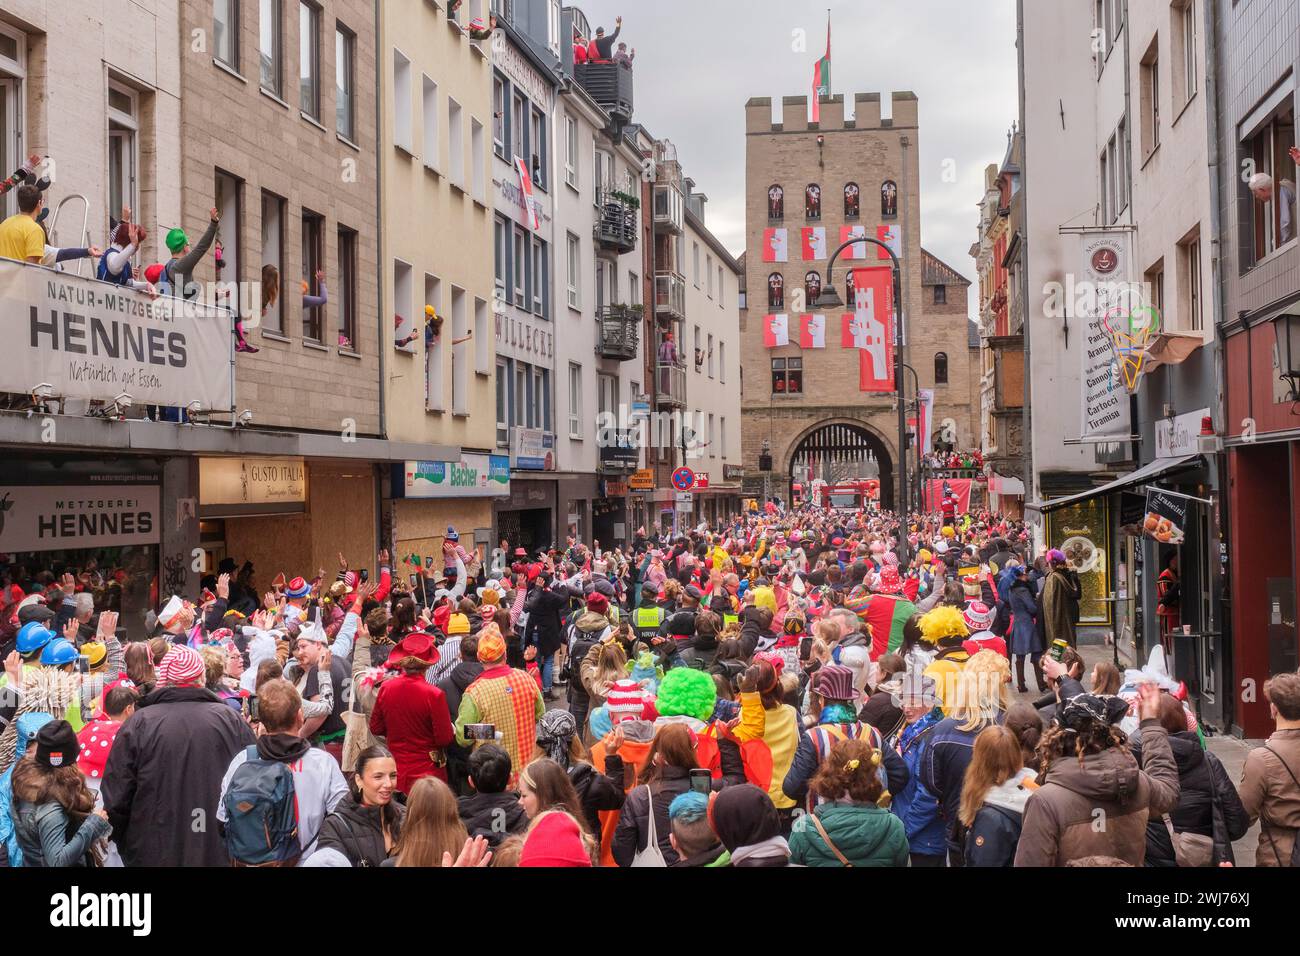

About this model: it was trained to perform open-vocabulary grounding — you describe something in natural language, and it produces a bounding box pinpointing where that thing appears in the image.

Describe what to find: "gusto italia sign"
[0,259,234,409]
[0,485,160,551]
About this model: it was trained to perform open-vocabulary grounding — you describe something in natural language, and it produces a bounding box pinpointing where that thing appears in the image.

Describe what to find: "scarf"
[818,702,857,725]
[535,710,577,766]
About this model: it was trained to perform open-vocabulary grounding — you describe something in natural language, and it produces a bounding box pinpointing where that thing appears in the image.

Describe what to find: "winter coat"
[738,606,776,658]
[1237,727,1300,867]
[316,792,405,867]
[14,799,111,867]
[569,760,626,844]
[101,685,256,867]
[920,714,1003,855]
[963,770,1035,867]
[1040,568,1078,648]
[524,585,571,656]
[1008,578,1043,656]
[788,801,909,867]
[369,672,455,794]
[1132,731,1249,867]
[611,765,692,866]
[458,790,527,847]
[782,719,909,809]
[438,662,483,725]
[566,611,613,712]
[892,710,946,857]
[859,690,904,740]
[1013,719,1180,866]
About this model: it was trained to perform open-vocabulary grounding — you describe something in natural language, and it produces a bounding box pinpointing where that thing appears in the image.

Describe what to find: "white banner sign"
[1078,232,1133,441]
[1155,408,1210,459]
[0,485,160,552]
[403,455,511,498]
[0,259,234,409]
[200,458,307,506]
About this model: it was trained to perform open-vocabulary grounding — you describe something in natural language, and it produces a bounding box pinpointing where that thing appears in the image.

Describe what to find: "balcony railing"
[597,305,641,361]
[656,361,686,408]
[653,182,684,234]
[574,61,634,129]
[654,271,686,320]
[594,189,638,254]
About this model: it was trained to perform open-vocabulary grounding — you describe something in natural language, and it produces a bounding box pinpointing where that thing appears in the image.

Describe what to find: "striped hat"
[157,644,205,687]
[963,600,995,633]
[606,679,650,724]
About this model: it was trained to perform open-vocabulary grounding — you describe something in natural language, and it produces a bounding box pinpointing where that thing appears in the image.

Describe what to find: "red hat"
[874,566,903,595]
[144,262,165,285]
[586,592,609,615]
[386,632,440,668]
[431,603,452,634]
[76,717,124,781]
[519,811,592,868]
[962,600,995,633]
[527,563,544,583]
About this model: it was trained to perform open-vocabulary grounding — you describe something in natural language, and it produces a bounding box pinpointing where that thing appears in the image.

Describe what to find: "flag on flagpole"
[812,14,831,123]
[515,157,541,232]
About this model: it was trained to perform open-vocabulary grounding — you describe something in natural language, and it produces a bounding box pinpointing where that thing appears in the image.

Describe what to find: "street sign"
[629,469,655,490]
[676,497,693,513]
[675,491,694,504]
[671,467,696,491]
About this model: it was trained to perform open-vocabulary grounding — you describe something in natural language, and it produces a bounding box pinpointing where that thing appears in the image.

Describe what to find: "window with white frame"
[708,414,715,457]
[471,118,486,202]
[693,242,700,287]
[719,341,726,383]
[718,266,725,307]
[1174,0,1196,109]
[568,363,583,438]
[1140,38,1160,158]
[628,271,640,306]
[597,373,617,419]
[421,75,438,169]
[107,81,139,222]
[531,238,545,316]
[448,97,465,187]
[299,1,321,120]
[215,0,240,70]
[707,334,714,378]
[426,274,445,409]
[513,228,526,307]
[512,93,525,163]
[452,285,469,414]
[548,0,561,54]
[721,416,728,459]
[393,50,413,151]
[261,191,286,333]
[393,259,414,352]
[492,74,506,157]
[706,254,713,298]
[0,22,25,220]
[496,359,510,445]
[494,216,508,299]
[1179,230,1203,331]
[514,363,526,429]
[564,114,578,189]
[474,297,489,373]
[335,24,355,140]
[566,232,580,309]
[530,106,547,190]
[260,0,283,96]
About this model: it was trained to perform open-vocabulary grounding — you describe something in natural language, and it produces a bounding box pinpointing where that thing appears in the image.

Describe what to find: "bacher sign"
[0,259,234,409]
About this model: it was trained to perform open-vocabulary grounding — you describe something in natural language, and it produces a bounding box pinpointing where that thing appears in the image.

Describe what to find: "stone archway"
[785,420,897,510]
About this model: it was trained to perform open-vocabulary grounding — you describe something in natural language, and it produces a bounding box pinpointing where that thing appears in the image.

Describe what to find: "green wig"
[655,667,717,722]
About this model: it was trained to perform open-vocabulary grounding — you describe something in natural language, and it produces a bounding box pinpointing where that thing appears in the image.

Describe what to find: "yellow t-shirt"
[0,213,45,262]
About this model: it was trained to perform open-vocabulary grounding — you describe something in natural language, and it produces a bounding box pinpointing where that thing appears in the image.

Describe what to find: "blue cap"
[15,622,54,655]
[39,638,77,667]
[15,712,54,755]
[446,526,459,542]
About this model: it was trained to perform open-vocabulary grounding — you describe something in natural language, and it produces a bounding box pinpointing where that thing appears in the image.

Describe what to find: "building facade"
[740,92,978,512]
[379,0,502,575]
[1215,0,1300,738]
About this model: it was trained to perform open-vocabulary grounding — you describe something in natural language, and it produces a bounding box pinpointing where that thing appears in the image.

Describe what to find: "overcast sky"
[573,0,1019,319]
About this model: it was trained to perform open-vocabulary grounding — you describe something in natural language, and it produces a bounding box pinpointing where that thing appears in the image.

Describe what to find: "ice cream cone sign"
[1102,304,1161,392]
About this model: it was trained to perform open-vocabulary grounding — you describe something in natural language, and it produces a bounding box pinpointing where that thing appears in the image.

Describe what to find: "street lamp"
[1273,312,1300,403]
[817,236,909,565]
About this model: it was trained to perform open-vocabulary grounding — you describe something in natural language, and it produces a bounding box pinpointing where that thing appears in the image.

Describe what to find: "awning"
[1145,331,1205,369]
[988,472,1025,495]
[1025,454,1202,513]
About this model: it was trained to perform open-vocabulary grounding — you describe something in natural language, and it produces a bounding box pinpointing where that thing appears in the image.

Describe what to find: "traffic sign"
[675,497,693,513]
[675,491,694,504]
[671,467,696,491]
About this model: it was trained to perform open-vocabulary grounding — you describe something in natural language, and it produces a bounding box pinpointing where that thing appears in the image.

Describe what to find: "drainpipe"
[375,0,387,442]
[1016,0,1034,533]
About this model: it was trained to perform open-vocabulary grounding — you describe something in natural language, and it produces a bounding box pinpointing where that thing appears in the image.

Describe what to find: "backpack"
[222,746,300,866]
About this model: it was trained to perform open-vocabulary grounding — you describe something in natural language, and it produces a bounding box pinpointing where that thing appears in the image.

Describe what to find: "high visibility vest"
[634,605,663,639]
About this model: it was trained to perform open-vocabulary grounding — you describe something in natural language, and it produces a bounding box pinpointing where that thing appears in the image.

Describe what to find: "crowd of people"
[1,504,1297,869]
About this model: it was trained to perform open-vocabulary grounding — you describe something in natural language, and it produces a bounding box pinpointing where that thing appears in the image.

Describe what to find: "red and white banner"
[924,478,973,513]
[847,267,894,392]
[876,224,902,261]
[763,313,789,348]
[840,225,868,260]
[799,314,825,348]
[801,226,827,261]
[762,228,789,263]
[515,158,540,232]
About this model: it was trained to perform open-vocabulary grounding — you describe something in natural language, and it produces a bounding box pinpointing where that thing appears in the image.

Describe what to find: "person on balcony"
[658,330,679,366]
[97,216,151,291]
[0,184,48,264]
[158,207,220,301]
[613,43,635,68]
[573,37,589,65]
[467,15,497,41]
[589,17,622,63]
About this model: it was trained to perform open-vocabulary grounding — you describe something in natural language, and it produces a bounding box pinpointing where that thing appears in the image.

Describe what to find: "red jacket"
[370,672,454,794]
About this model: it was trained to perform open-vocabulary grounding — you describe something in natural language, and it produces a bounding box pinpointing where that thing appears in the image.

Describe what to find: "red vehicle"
[794,479,881,510]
